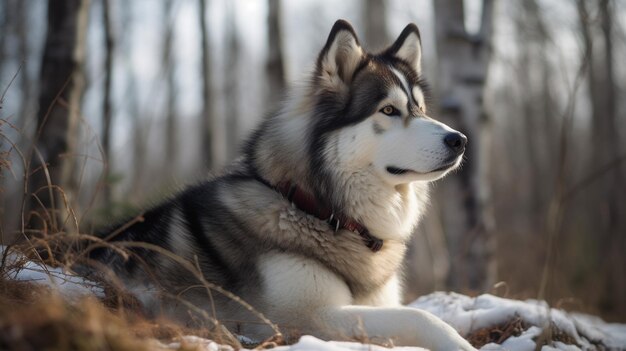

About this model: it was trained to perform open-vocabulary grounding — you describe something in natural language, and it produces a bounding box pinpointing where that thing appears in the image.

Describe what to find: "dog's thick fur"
[89,20,474,350]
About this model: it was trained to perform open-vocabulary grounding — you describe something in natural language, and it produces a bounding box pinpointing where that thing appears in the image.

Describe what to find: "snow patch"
[161,335,229,350]
[273,335,426,351]
[0,246,103,298]
[410,292,626,350]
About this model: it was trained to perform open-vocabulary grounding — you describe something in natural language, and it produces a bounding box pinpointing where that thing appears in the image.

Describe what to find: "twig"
[0,63,23,109]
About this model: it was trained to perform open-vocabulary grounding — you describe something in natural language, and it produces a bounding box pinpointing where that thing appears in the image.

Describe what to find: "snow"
[570,313,626,349]
[159,335,427,351]
[411,292,626,350]
[273,335,427,351]
[2,247,625,350]
[161,335,228,350]
[0,246,104,298]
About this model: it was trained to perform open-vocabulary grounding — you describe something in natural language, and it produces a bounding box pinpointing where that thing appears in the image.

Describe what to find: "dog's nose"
[443,133,467,155]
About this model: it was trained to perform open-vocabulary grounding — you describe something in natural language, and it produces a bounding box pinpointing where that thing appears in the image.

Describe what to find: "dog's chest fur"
[282,209,406,297]
[223,179,408,301]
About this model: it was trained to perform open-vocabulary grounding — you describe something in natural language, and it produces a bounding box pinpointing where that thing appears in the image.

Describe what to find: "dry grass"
[0,221,295,350]
[0,275,263,350]
[466,316,528,348]
[0,279,152,351]
[0,240,286,351]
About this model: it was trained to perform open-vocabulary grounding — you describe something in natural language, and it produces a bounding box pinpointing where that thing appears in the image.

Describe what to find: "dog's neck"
[269,179,384,252]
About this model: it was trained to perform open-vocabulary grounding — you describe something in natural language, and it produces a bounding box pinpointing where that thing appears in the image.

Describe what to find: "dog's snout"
[443,133,467,155]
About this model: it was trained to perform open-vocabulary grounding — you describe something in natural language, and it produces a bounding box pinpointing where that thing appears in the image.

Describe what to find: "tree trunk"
[599,0,625,319]
[0,1,7,76]
[224,2,240,161]
[15,0,33,130]
[163,0,177,176]
[101,0,114,209]
[578,0,625,320]
[362,0,388,52]
[266,0,285,105]
[198,0,214,170]
[27,0,90,234]
[433,0,496,292]
[516,0,556,220]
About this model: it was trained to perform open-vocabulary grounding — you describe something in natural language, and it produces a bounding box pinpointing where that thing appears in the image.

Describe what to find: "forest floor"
[1,245,625,351]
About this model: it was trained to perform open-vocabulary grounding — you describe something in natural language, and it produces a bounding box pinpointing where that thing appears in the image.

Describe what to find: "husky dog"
[89,20,472,350]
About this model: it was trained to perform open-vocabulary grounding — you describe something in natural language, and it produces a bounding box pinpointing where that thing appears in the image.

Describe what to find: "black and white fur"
[89,20,473,350]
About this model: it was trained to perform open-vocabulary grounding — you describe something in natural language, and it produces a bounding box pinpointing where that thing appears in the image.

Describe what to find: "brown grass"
[466,316,527,348]
[0,270,268,351]
[465,315,581,349]
[0,279,153,351]
[0,233,288,350]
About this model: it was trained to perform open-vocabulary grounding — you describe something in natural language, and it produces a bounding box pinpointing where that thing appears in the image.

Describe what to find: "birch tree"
[433,0,496,291]
[27,0,90,233]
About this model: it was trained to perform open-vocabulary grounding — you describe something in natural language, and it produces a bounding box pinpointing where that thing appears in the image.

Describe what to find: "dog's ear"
[316,20,364,87]
[384,23,422,75]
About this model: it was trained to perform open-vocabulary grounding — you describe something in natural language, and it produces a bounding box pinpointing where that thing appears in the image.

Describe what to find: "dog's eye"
[380,105,399,116]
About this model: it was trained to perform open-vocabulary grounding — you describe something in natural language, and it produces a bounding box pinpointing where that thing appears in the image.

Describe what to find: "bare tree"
[117,2,146,202]
[433,0,496,291]
[163,0,177,175]
[198,0,214,170]
[101,0,114,209]
[515,0,558,219]
[266,0,285,105]
[0,0,32,128]
[363,0,389,52]
[224,2,240,161]
[15,0,32,129]
[129,81,145,202]
[27,0,90,233]
[577,0,625,318]
[0,1,7,74]
[598,0,625,317]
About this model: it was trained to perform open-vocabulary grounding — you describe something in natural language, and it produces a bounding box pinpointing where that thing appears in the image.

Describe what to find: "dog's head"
[310,20,466,187]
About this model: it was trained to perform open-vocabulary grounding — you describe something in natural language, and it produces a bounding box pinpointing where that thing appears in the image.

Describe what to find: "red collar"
[274,181,383,252]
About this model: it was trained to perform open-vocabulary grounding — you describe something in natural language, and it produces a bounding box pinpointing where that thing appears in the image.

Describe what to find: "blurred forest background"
[0,0,624,323]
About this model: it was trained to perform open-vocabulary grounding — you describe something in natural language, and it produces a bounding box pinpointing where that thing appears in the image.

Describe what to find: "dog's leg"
[317,305,476,351]
[259,254,474,350]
